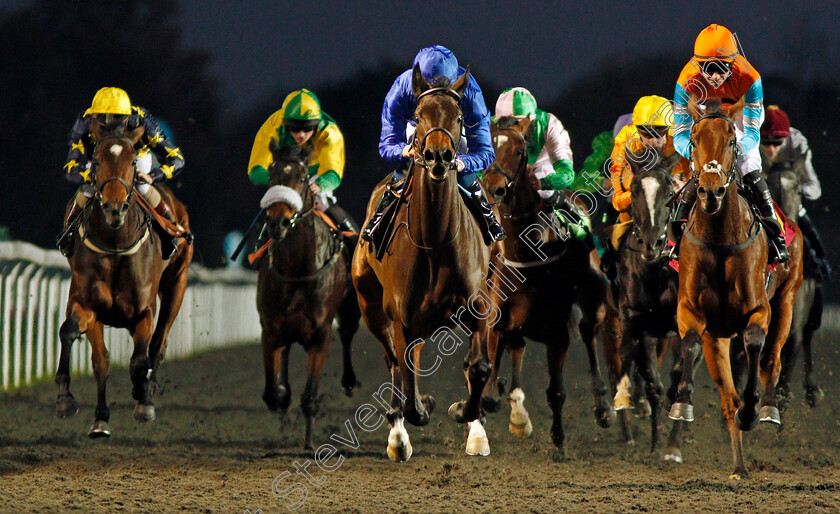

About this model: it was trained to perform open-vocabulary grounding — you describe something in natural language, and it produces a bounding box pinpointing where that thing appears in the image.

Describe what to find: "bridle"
[689,111,740,188]
[266,158,316,240]
[484,127,530,219]
[411,87,464,171]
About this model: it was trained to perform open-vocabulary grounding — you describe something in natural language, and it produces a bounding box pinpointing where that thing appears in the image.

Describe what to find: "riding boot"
[546,191,596,251]
[668,177,697,260]
[743,171,790,264]
[360,173,406,243]
[461,178,506,245]
[58,202,84,258]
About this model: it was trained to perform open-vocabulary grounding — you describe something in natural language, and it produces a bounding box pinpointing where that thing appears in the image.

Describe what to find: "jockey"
[60,87,185,259]
[760,105,830,279]
[360,44,504,246]
[671,23,789,263]
[609,95,689,224]
[248,88,356,234]
[599,96,689,279]
[493,86,596,250]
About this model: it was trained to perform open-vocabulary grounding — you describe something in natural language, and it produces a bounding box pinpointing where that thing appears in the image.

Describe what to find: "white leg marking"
[508,387,533,437]
[465,419,490,456]
[614,374,634,410]
[386,416,412,462]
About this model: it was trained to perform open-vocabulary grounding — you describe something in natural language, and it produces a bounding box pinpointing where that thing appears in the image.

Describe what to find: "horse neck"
[692,181,750,244]
[410,167,461,248]
[500,181,546,258]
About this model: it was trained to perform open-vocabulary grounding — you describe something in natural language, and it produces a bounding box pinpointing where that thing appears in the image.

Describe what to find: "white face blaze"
[641,176,660,227]
[109,144,123,156]
[494,134,509,147]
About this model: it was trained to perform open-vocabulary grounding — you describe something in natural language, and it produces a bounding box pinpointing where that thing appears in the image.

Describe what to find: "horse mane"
[427,76,452,89]
[495,115,535,141]
[270,139,313,166]
[704,98,723,114]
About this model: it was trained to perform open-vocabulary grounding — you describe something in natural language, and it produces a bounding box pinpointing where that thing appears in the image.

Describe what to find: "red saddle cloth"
[667,203,795,273]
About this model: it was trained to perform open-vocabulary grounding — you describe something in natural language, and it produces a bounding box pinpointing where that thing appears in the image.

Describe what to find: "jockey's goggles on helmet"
[285,119,319,133]
[637,125,669,139]
[92,113,129,126]
[760,137,785,147]
[700,59,733,78]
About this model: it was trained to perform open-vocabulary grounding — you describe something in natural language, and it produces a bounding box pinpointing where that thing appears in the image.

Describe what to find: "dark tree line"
[3,2,839,298]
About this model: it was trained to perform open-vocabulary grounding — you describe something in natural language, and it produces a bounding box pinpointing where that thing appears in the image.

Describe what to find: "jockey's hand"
[672,177,686,191]
[401,144,416,159]
[309,182,321,195]
[455,159,465,172]
[137,172,154,184]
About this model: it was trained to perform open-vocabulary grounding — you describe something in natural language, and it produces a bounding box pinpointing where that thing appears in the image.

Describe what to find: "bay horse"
[667,99,803,478]
[352,65,493,461]
[479,116,613,455]
[606,149,687,455]
[765,168,823,408]
[257,141,361,450]
[56,132,193,437]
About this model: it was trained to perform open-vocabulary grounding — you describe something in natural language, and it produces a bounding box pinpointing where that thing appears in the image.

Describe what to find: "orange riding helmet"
[693,24,739,61]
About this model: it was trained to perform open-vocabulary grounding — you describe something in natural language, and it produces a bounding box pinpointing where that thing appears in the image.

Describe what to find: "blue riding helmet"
[413,45,459,82]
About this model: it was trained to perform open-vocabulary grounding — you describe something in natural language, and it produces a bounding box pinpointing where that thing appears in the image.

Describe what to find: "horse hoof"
[735,407,758,431]
[730,469,749,480]
[387,417,412,462]
[342,380,361,398]
[663,448,683,464]
[133,403,156,422]
[759,405,781,425]
[88,420,112,438]
[594,404,616,428]
[386,441,413,462]
[448,401,468,424]
[614,392,634,411]
[509,419,533,438]
[806,386,824,407]
[465,420,490,456]
[421,394,436,415]
[668,402,694,422]
[55,395,79,419]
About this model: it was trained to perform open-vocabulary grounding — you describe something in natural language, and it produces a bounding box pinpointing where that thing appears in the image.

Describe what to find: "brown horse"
[480,116,612,455]
[56,133,193,437]
[257,142,360,450]
[352,65,493,461]
[667,99,803,478]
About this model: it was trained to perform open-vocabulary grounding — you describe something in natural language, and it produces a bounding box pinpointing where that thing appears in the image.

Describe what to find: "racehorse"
[257,141,361,449]
[765,168,823,408]
[352,65,493,461]
[607,149,684,454]
[667,98,803,478]
[56,132,193,437]
[480,116,612,455]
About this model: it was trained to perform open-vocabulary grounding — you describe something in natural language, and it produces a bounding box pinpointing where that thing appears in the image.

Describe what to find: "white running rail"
[0,240,260,391]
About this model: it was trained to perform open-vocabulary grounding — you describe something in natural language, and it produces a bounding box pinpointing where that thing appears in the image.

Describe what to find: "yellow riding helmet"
[632,95,674,132]
[693,24,738,61]
[84,87,132,116]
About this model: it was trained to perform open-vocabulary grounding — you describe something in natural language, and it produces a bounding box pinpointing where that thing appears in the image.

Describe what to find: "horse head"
[628,150,681,260]
[91,131,143,229]
[689,97,743,215]
[484,116,539,211]
[410,64,468,182]
[264,140,313,241]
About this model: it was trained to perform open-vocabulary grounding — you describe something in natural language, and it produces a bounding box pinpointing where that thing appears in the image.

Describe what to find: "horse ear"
[452,65,470,97]
[687,92,704,122]
[127,125,145,145]
[411,64,430,98]
[269,137,281,159]
[515,115,531,135]
[726,96,745,121]
[662,151,682,171]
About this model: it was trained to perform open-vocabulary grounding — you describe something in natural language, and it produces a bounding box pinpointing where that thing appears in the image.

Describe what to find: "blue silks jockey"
[361,45,505,245]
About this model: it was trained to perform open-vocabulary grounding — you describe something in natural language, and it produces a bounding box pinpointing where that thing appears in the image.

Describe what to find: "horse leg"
[336,287,362,397]
[638,335,664,453]
[702,335,748,479]
[480,326,504,414]
[394,323,433,427]
[668,328,703,422]
[579,291,613,428]
[602,309,633,444]
[736,323,768,431]
[129,313,156,422]
[261,332,291,413]
[448,323,492,425]
[803,284,824,407]
[506,335,532,438]
[55,303,94,418]
[148,257,189,385]
[729,335,747,393]
[758,288,798,426]
[88,321,112,437]
[545,332,570,457]
[385,363,412,462]
[301,329,331,450]
[663,337,699,463]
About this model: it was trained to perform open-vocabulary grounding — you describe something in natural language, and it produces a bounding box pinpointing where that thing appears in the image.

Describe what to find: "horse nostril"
[697,186,706,195]
[716,187,725,197]
[424,149,434,162]
[280,218,292,229]
[442,149,453,162]
[120,203,129,213]
[494,187,506,198]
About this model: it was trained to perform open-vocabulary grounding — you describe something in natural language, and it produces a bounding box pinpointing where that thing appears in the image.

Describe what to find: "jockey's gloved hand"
[455,159,465,172]
[149,168,165,183]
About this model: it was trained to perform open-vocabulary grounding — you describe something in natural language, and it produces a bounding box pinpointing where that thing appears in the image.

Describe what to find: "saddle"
[134,191,192,241]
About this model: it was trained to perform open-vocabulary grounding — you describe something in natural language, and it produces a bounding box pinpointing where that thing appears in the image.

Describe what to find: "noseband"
[484,127,530,218]
[690,111,740,186]
[91,137,138,203]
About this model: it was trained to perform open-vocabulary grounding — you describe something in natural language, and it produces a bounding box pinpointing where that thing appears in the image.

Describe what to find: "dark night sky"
[175,0,840,114]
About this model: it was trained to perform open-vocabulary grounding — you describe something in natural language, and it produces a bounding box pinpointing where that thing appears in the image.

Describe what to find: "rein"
[412,88,464,171]
[484,127,531,220]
